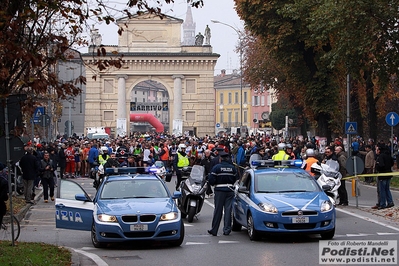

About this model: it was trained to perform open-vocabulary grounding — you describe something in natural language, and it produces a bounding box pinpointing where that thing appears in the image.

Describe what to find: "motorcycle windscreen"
[188,165,206,184]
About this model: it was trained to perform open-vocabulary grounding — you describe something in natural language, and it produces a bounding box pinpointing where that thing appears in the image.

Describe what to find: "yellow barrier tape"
[343,172,399,180]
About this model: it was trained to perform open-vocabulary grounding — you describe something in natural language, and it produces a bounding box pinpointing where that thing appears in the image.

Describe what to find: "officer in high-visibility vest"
[98,147,110,165]
[272,143,290,161]
[174,143,190,190]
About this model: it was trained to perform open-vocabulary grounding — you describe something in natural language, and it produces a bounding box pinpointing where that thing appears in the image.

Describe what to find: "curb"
[69,248,81,266]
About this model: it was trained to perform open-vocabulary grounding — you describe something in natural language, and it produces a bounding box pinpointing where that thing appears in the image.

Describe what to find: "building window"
[135,91,137,95]
[228,93,232,104]
[254,113,259,121]
[228,111,232,123]
[143,91,145,95]
[104,111,113,121]
[244,91,248,104]
[220,112,224,123]
[104,79,114,93]
[220,93,224,104]
[235,92,239,104]
[186,79,196,94]
[261,95,265,106]
[235,111,238,123]
[244,110,247,123]
[134,97,137,102]
[186,111,195,121]
[252,96,260,106]
[143,98,145,102]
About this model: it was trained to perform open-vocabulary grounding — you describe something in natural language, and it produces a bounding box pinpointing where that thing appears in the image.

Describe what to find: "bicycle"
[0,215,20,242]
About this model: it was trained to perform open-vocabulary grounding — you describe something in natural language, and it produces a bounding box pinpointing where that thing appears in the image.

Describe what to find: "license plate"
[130,224,148,231]
[292,217,309,223]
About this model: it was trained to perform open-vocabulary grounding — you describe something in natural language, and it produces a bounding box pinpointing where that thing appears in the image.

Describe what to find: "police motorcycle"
[149,161,173,182]
[90,162,104,190]
[177,165,208,223]
[91,147,108,190]
[311,160,342,205]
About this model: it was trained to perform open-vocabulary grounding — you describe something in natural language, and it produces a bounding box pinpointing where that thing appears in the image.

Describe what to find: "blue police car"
[55,168,184,248]
[232,159,336,241]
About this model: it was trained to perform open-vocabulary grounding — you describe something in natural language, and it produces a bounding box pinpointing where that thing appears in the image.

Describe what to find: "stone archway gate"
[82,13,219,137]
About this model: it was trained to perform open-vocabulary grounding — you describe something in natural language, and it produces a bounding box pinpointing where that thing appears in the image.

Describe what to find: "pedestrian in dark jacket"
[335,146,348,206]
[375,146,394,209]
[19,147,39,204]
[39,152,55,203]
[58,144,67,179]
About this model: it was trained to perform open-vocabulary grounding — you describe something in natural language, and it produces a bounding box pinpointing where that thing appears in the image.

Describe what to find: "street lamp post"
[211,20,243,128]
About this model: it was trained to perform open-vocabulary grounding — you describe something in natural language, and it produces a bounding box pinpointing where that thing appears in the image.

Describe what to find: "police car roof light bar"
[104,167,154,175]
[251,159,303,169]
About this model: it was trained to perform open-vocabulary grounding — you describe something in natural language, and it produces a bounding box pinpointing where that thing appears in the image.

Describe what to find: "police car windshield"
[100,180,168,199]
[254,173,319,193]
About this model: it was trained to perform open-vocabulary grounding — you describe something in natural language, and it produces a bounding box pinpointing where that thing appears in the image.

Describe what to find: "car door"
[55,179,94,231]
[234,171,251,225]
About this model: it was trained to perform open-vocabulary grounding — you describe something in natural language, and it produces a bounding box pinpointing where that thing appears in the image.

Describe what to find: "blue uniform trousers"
[209,190,234,235]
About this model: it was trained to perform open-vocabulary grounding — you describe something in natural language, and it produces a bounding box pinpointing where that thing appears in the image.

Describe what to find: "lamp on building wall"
[211,19,243,127]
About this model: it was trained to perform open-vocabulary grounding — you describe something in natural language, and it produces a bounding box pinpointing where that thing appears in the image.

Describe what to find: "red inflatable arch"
[129,113,164,132]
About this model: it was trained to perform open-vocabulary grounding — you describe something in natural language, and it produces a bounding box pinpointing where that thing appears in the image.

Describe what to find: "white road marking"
[185,242,207,245]
[218,240,239,244]
[346,233,373,237]
[336,208,399,232]
[377,232,399,235]
[72,248,108,266]
[204,199,214,208]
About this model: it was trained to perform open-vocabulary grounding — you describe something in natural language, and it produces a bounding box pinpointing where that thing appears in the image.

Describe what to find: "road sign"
[385,112,399,126]
[33,107,45,124]
[345,122,357,135]
[346,156,365,176]
[216,123,220,128]
[38,114,50,127]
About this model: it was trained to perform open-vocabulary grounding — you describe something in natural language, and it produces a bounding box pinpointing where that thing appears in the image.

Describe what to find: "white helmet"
[100,146,108,154]
[178,143,187,152]
[306,148,315,157]
[277,143,286,151]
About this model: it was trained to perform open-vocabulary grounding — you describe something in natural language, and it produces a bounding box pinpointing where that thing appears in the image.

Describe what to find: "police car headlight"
[160,212,178,221]
[97,214,118,223]
[258,203,278,213]
[321,200,333,212]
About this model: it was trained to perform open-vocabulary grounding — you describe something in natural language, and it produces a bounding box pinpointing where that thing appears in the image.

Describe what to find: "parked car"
[55,167,184,248]
[232,159,336,241]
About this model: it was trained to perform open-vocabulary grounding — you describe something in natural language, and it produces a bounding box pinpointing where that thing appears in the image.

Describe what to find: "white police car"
[55,167,184,248]
[232,159,336,241]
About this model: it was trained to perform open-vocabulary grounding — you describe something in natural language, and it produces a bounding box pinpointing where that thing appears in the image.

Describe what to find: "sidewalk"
[15,189,96,266]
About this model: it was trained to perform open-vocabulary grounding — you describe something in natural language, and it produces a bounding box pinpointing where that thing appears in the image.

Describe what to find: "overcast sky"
[87,0,243,75]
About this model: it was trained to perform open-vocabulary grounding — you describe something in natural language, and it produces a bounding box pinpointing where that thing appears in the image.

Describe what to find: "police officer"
[174,144,190,190]
[272,143,290,160]
[207,151,238,236]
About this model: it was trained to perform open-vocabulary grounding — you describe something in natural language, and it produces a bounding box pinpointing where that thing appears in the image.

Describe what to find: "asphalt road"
[17,177,399,266]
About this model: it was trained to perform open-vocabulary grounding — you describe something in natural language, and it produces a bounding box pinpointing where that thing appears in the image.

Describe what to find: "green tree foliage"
[235,0,399,140]
[269,102,297,131]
